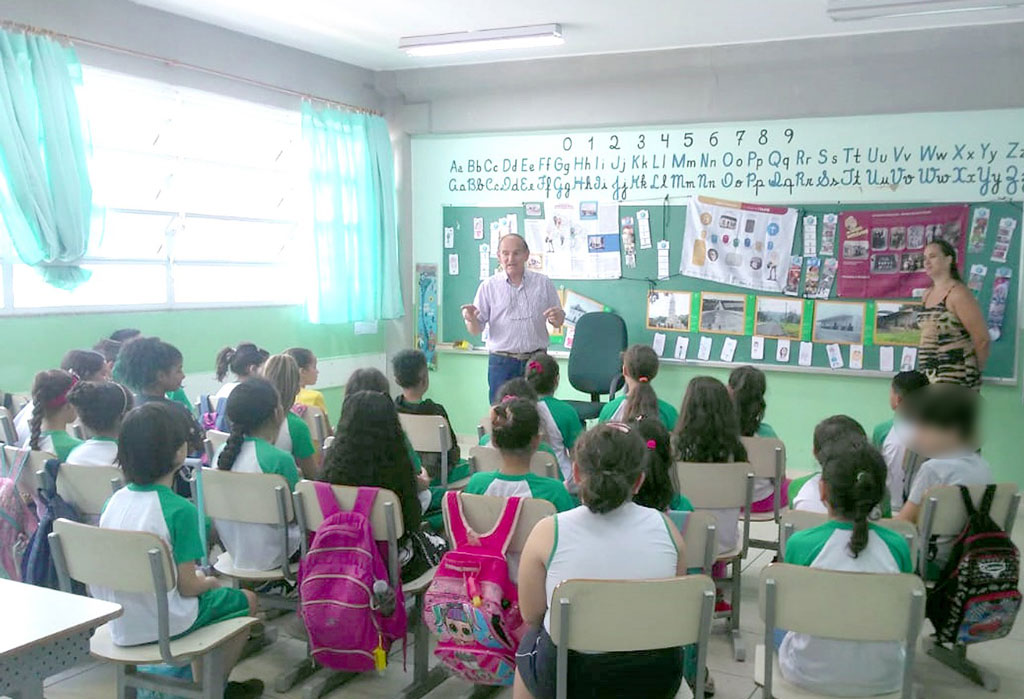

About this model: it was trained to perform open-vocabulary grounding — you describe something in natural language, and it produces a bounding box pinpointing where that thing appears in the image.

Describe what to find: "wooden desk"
[0,579,121,699]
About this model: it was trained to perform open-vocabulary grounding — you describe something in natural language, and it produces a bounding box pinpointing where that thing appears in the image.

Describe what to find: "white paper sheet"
[652,332,667,357]
[798,341,814,366]
[751,335,765,360]
[479,244,491,280]
[849,344,864,370]
[564,324,576,349]
[826,343,843,369]
[803,215,818,257]
[900,346,918,371]
[674,336,690,361]
[448,253,459,276]
[879,346,895,372]
[638,209,653,249]
[473,217,484,240]
[657,240,671,280]
[444,226,454,249]
[776,339,792,363]
[698,336,713,361]
[721,337,738,362]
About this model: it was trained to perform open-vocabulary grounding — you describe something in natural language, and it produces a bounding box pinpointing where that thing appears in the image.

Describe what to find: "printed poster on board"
[680,196,798,293]
[521,201,621,280]
[836,205,968,299]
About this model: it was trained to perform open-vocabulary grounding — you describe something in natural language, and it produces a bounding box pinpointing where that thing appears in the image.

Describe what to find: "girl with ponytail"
[778,441,913,696]
[598,344,679,429]
[66,382,134,466]
[728,365,789,512]
[524,351,581,482]
[13,350,108,446]
[261,354,318,479]
[214,377,300,572]
[213,342,269,404]
[27,370,83,460]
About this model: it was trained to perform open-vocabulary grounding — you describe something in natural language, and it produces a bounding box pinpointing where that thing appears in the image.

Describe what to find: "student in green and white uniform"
[214,378,301,573]
[66,381,134,466]
[261,353,319,480]
[465,398,575,514]
[27,370,83,460]
[524,351,582,483]
[478,378,563,474]
[598,345,678,430]
[780,442,912,697]
[93,402,261,697]
[729,365,786,510]
[871,371,929,511]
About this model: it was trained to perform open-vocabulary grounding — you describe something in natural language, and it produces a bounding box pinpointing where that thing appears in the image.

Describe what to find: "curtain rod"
[0,18,382,116]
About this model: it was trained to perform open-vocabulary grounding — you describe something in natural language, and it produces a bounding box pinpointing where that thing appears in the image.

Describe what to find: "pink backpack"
[298,484,407,672]
[423,491,526,686]
[0,449,36,581]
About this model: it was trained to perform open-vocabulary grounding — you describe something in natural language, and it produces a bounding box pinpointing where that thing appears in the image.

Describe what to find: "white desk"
[0,579,122,699]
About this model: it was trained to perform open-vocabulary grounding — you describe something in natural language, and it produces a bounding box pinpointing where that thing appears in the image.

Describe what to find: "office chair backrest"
[567,312,627,398]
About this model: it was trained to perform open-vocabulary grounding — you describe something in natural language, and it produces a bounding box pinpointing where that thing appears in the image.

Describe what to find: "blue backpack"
[21,459,85,593]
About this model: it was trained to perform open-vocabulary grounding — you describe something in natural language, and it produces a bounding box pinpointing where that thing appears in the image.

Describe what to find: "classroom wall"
[395,22,1024,487]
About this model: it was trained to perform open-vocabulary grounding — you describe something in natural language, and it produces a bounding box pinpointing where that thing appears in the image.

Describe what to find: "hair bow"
[637,376,650,383]
[47,375,79,409]
[501,395,517,403]
[527,360,543,374]
[646,439,657,450]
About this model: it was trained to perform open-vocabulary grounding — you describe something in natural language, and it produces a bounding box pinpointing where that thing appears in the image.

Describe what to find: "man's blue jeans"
[487,353,529,404]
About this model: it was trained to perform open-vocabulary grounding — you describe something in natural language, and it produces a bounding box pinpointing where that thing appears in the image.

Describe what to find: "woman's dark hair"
[261,354,300,410]
[322,390,420,533]
[218,378,281,471]
[904,383,979,442]
[215,342,269,382]
[672,377,747,463]
[29,370,76,451]
[821,442,887,558]
[632,419,676,512]
[812,414,867,461]
[93,338,123,364]
[524,351,559,396]
[892,370,930,399]
[392,350,428,390]
[118,402,191,485]
[491,398,539,455]
[68,381,134,435]
[621,344,661,422]
[574,423,647,514]
[928,239,962,282]
[345,368,390,399]
[109,328,141,342]
[729,365,767,437]
[495,377,538,405]
[284,347,315,370]
[113,337,183,392]
[60,349,107,381]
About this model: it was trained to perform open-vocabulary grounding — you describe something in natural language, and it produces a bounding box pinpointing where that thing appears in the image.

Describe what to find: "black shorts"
[515,625,684,699]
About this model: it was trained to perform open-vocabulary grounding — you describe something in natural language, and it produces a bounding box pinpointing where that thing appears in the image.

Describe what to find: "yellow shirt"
[296,388,329,422]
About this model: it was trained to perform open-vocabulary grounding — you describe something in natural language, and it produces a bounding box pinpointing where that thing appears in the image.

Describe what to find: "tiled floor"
[36,519,1024,699]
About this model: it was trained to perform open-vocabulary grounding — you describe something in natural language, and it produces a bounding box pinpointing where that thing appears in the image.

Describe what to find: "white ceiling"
[130,0,1024,70]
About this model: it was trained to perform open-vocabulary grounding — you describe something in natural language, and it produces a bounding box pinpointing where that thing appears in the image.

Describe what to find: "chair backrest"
[201,468,293,525]
[667,509,717,574]
[566,312,628,397]
[206,430,230,453]
[917,483,1021,575]
[301,406,328,446]
[779,510,919,562]
[292,480,405,541]
[0,407,17,444]
[51,518,175,594]
[399,413,452,453]
[468,445,558,479]
[739,436,786,479]
[323,435,335,450]
[443,493,555,555]
[57,464,123,517]
[674,461,755,510]
[3,445,53,501]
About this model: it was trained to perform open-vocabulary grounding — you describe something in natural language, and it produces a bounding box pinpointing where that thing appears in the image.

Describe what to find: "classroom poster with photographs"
[836,205,969,298]
[521,201,622,280]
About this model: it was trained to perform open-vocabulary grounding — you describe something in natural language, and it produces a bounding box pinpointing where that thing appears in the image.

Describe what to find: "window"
[0,67,308,313]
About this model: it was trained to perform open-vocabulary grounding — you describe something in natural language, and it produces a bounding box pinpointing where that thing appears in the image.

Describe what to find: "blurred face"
[498,236,529,279]
[299,358,319,387]
[923,243,952,278]
[157,362,185,392]
[173,441,188,468]
[911,423,964,458]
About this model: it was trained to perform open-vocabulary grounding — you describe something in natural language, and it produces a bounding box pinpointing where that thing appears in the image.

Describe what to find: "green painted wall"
[425,352,1023,488]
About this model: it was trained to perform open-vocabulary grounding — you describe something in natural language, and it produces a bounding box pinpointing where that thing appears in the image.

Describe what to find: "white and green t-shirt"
[539,396,582,482]
[213,436,301,572]
[598,395,679,431]
[780,520,913,696]
[94,483,203,646]
[275,412,316,461]
[66,436,119,466]
[39,429,83,462]
[464,471,576,513]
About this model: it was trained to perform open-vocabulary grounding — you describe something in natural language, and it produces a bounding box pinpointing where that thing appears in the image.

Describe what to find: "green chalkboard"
[442,201,1020,381]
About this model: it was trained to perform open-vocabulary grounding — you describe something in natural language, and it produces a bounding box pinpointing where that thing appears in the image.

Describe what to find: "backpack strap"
[351,487,379,519]
[477,496,524,557]
[978,483,998,518]
[314,481,342,520]
[443,490,524,555]
[443,491,471,548]
[958,485,978,517]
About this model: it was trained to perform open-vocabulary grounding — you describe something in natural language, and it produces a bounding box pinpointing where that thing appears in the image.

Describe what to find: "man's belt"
[491,349,544,361]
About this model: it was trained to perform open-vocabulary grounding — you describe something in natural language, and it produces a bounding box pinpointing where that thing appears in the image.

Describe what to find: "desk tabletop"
[0,579,122,656]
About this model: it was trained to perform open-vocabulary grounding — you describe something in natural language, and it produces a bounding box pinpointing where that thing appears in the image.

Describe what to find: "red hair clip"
[527,360,543,373]
[646,439,657,450]
[501,395,517,403]
[637,376,650,383]
[46,375,79,409]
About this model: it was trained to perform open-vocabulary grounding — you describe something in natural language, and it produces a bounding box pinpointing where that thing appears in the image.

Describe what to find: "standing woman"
[918,240,989,389]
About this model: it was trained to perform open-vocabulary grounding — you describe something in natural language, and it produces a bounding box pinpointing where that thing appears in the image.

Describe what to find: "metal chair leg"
[923,638,1000,692]
[402,592,449,699]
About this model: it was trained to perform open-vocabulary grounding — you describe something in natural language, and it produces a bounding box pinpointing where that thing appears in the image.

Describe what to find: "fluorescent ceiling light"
[828,0,1024,20]
[399,24,563,57]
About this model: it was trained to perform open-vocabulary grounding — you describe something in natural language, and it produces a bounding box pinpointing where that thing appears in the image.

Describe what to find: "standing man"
[462,234,565,403]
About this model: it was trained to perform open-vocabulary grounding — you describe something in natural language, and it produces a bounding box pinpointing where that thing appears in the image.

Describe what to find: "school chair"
[778,510,919,563]
[57,463,123,520]
[301,406,329,447]
[740,436,787,551]
[756,563,925,699]
[322,435,334,451]
[3,444,53,505]
[563,311,628,422]
[398,412,466,490]
[667,510,718,575]
[291,480,442,699]
[915,483,1021,691]
[0,406,18,444]
[49,519,259,699]
[675,460,755,661]
[550,575,716,699]
[468,444,559,479]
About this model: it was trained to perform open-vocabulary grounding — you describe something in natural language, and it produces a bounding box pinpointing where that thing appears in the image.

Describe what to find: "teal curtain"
[0,30,93,289]
[301,103,403,324]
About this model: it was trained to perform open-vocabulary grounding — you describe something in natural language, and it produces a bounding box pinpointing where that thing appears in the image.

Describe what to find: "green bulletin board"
[442,201,1020,381]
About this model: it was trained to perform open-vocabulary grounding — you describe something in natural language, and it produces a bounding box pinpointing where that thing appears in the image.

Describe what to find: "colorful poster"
[521,201,621,279]
[836,205,968,298]
[415,264,439,369]
[680,196,798,293]
[987,267,1013,341]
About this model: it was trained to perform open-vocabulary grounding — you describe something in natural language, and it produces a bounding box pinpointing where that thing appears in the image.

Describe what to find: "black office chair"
[565,312,628,422]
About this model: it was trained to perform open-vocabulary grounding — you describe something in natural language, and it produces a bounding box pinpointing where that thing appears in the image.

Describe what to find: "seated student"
[478,379,560,464]
[780,442,913,697]
[631,418,692,513]
[599,344,678,429]
[392,349,469,484]
[285,347,331,432]
[322,390,444,579]
[261,354,318,479]
[464,397,575,513]
[872,370,930,511]
[15,349,109,446]
[791,415,868,514]
[26,370,83,460]
[214,378,301,572]
[213,343,269,405]
[94,403,262,699]
[66,381,134,465]
[729,365,788,512]
[515,423,687,699]
[524,351,581,482]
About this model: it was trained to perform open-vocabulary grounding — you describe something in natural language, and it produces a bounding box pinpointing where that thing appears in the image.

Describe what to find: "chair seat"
[749,511,779,522]
[91,617,258,664]
[213,552,298,581]
[402,566,437,595]
[565,400,603,422]
[753,644,902,699]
